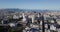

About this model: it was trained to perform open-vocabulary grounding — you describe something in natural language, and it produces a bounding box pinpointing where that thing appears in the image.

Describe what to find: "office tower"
[32,15,35,23]
[1,20,3,24]
[22,13,26,21]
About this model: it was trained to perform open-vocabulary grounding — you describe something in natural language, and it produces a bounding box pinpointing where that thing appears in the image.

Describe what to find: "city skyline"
[0,0,60,10]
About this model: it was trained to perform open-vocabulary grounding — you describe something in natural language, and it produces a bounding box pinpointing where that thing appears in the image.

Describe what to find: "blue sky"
[0,0,60,10]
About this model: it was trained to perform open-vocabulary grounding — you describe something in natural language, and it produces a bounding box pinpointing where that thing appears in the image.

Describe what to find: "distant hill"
[0,8,60,13]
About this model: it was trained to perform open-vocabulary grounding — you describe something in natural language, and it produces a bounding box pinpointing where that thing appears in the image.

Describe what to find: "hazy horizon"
[0,0,60,10]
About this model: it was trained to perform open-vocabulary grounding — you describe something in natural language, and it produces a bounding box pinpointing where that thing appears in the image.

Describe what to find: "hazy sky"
[0,0,60,10]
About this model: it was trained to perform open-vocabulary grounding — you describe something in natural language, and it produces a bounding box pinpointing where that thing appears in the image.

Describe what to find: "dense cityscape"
[0,9,60,32]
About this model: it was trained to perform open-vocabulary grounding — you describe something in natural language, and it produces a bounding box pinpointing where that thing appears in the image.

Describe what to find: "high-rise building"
[32,15,35,23]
